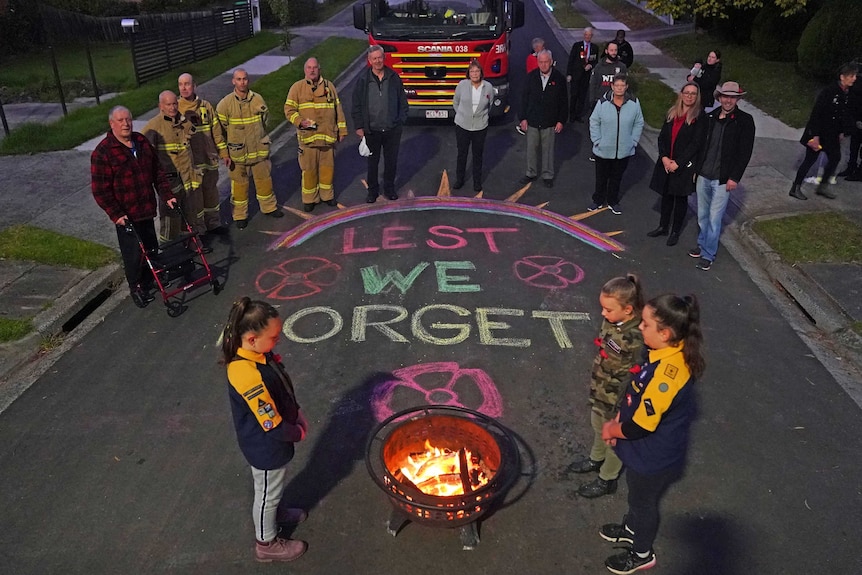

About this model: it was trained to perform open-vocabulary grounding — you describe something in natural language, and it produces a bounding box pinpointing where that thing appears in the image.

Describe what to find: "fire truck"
[353,0,525,120]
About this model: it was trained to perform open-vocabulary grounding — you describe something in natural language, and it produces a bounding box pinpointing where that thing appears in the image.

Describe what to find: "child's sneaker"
[599,522,634,544]
[605,548,656,574]
[587,203,603,212]
[255,537,307,562]
[609,204,622,215]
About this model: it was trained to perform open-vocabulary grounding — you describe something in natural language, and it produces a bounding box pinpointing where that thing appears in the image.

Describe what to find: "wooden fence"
[129,5,254,85]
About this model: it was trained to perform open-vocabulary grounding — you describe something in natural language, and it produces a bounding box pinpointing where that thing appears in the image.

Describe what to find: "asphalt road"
[1,5,861,575]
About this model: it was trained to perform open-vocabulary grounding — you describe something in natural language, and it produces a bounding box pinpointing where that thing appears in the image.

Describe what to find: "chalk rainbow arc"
[270,197,625,252]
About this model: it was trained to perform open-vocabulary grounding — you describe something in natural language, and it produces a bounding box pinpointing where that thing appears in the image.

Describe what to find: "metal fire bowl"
[365,405,520,528]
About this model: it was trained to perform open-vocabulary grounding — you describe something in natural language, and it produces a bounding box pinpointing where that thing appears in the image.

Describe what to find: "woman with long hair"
[647,82,707,247]
[687,50,721,110]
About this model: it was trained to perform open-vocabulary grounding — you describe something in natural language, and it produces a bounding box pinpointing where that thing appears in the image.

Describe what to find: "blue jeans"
[695,176,731,262]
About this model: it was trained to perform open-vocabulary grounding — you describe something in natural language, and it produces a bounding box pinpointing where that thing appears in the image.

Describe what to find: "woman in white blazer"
[453,60,494,191]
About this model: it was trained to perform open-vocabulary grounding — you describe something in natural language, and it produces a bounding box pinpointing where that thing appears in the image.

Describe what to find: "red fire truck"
[353,0,525,120]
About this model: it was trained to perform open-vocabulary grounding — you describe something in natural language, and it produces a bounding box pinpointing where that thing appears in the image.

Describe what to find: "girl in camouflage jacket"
[569,274,645,498]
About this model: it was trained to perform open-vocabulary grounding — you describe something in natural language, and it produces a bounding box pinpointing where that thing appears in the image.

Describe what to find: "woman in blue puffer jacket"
[588,74,644,214]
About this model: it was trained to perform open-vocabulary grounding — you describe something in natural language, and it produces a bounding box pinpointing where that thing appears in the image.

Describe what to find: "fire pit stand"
[365,405,519,550]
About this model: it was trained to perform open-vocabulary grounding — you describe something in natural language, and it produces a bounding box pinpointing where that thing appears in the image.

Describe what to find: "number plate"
[425,110,448,119]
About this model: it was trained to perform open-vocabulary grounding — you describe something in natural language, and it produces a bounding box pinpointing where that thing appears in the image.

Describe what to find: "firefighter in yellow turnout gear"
[216,69,283,229]
[177,73,227,237]
[284,58,348,212]
[142,90,196,242]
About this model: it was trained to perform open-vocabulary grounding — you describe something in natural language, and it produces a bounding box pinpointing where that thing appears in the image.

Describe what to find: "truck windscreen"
[370,0,503,40]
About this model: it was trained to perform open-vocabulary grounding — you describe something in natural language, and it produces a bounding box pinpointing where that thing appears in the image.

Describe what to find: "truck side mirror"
[354,3,368,31]
[510,0,525,30]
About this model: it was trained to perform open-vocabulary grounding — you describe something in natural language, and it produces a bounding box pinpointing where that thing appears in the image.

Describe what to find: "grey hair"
[108,105,131,122]
[584,26,594,34]
[536,49,553,60]
[368,45,384,56]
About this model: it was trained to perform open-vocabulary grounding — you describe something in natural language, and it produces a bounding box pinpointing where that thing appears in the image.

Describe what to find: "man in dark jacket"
[614,30,634,68]
[352,45,409,203]
[518,50,568,188]
[789,62,857,199]
[838,69,862,181]
[691,81,755,271]
[566,27,598,123]
[91,105,177,308]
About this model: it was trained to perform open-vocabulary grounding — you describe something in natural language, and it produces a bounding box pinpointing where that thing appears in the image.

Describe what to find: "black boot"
[788,183,807,200]
[666,232,680,246]
[837,164,856,177]
[815,183,836,199]
[577,477,618,498]
[646,226,668,237]
[566,458,603,474]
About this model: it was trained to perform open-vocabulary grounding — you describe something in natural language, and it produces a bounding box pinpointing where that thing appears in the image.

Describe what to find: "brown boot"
[255,538,307,562]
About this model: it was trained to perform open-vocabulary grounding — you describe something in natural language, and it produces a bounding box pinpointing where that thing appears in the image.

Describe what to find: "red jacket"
[90,131,175,223]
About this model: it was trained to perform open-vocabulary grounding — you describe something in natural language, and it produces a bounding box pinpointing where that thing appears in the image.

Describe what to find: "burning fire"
[398,440,490,497]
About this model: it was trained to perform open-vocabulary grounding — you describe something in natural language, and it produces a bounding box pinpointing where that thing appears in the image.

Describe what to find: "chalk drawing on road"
[255,256,342,300]
[371,361,504,422]
[513,255,586,290]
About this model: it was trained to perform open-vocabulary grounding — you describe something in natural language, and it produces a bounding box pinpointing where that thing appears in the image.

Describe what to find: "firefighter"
[142,90,199,243]
[178,72,228,237]
[284,57,348,212]
[216,69,284,229]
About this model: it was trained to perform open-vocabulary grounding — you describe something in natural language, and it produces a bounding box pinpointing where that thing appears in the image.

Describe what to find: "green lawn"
[255,37,368,132]
[548,0,592,29]
[627,63,676,128]
[0,32,283,155]
[0,225,117,269]
[0,317,33,344]
[0,42,135,102]
[591,0,666,31]
[653,34,823,128]
[752,213,862,264]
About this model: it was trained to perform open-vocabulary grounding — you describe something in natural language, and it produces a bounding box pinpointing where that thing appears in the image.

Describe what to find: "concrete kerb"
[0,263,124,384]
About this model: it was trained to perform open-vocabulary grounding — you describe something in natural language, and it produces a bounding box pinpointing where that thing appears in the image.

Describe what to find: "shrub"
[798,0,862,80]
[699,7,756,45]
[750,3,814,63]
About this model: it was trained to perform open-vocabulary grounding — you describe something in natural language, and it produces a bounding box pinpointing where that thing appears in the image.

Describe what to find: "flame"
[398,440,490,497]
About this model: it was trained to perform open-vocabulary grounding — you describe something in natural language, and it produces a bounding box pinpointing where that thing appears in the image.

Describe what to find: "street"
[1,3,861,574]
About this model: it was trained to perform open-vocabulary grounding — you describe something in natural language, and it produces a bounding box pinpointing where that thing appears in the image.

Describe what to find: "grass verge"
[591,0,665,31]
[0,318,33,343]
[752,213,862,264]
[0,42,135,102]
[0,225,117,269]
[0,31,283,155]
[627,63,676,129]
[547,0,592,29]
[652,34,823,128]
[255,37,369,133]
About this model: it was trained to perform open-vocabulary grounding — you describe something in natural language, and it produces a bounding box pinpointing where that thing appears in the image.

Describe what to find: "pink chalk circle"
[513,255,585,290]
[371,361,504,422]
[255,256,342,300]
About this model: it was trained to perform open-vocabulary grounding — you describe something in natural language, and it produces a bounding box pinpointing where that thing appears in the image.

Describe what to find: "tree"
[644,0,809,19]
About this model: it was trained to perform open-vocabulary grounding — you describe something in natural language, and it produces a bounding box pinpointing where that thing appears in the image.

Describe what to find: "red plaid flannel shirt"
[90,131,175,223]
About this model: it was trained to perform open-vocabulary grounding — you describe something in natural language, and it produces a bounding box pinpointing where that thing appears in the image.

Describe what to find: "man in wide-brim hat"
[690,81,756,271]
[713,81,746,100]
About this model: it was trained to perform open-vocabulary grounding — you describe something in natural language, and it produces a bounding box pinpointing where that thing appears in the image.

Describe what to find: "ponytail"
[219,297,280,365]
[602,272,645,313]
[648,293,706,379]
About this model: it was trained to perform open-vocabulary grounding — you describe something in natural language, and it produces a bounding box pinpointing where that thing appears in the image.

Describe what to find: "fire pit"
[365,405,519,549]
